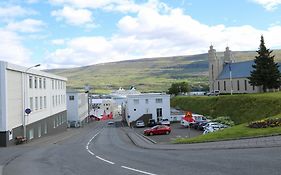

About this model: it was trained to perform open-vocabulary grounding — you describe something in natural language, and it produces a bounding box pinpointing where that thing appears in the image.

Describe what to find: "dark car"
[197,121,208,131]
[147,119,157,127]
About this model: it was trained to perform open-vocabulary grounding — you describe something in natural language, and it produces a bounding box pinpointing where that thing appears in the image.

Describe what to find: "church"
[208,45,281,94]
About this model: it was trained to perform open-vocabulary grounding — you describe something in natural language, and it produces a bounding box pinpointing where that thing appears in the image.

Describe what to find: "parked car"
[207,90,220,96]
[107,121,114,125]
[160,118,170,126]
[144,125,171,136]
[193,121,208,130]
[136,120,145,128]
[203,122,225,130]
[148,119,157,127]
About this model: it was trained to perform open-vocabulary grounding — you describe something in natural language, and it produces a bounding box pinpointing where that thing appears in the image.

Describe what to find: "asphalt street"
[1,120,281,175]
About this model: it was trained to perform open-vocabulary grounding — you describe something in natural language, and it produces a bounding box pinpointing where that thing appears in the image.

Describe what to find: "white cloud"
[0,29,32,65]
[48,0,169,13]
[252,0,281,11]
[51,6,94,26]
[46,1,281,68]
[0,5,36,18]
[6,19,46,33]
[52,39,65,45]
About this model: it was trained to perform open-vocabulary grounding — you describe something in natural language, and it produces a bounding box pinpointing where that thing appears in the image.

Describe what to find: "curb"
[135,133,157,144]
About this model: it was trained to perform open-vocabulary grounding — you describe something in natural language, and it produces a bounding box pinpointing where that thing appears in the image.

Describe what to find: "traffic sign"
[25,108,32,114]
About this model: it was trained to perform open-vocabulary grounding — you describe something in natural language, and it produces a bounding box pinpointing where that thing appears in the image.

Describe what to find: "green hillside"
[46,50,281,93]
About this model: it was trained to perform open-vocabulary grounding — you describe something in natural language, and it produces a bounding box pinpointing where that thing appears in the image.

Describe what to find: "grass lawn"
[173,114,281,144]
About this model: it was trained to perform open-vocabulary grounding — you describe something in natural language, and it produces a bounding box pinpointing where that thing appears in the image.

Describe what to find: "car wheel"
[166,131,170,135]
[149,132,153,136]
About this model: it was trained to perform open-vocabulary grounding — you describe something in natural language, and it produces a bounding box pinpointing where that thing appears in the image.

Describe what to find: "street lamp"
[84,84,93,124]
[23,64,40,139]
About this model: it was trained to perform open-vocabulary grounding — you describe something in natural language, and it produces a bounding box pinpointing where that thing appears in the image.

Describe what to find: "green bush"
[212,116,235,126]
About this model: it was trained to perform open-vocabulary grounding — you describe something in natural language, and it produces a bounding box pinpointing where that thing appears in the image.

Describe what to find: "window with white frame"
[38,124,41,138]
[52,96,55,107]
[44,122,47,134]
[39,78,42,89]
[29,97,33,111]
[35,97,38,110]
[156,98,162,103]
[43,78,46,89]
[133,99,139,104]
[34,77,38,88]
[29,129,34,139]
[40,96,42,109]
[29,76,33,88]
[44,96,47,108]
[52,79,54,89]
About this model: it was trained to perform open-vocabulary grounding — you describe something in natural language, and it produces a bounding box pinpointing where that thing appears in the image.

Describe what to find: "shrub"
[212,116,235,126]
[248,118,281,128]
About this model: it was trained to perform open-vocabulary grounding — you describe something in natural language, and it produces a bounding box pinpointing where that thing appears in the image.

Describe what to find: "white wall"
[67,92,88,122]
[2,61,67,131]
[126,94,170,123]
[0,61,7,131]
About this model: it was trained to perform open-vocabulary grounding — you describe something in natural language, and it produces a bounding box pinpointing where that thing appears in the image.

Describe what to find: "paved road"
[2,121,281,175]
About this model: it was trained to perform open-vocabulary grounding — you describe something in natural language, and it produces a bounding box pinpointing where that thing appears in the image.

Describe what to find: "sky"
[0,0,281,69]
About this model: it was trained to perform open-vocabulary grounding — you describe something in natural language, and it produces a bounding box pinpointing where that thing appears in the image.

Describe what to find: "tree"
[249,35,281,92]
[168,82,190,96]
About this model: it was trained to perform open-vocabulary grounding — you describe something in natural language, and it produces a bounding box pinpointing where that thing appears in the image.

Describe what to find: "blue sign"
[25,108,32,114]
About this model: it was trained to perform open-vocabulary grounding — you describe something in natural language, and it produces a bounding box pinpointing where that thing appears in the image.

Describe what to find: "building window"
[56,95,58,106]
[218,81,220,91]
[133,99,139,104]
[156,108,163,121]
[34,77,38,88]
[52,96,55,107]
[44,122,47,134]
[40,96,42,109]
[53,119,56,128]
[55,80,57,89]
[134,109,136,111]
[52,80,54,89]
[145,99,149,104]
[29,76,33,88]
[43,78,46,89]
[29,97,33,111]
[29,129,34,139]
[35,97,38,110]
[237,80,240,91]
[156,98,162,103]
[44,96,47,108]
[38,124,41,138]
[224,81,226,91]
[245,80,247,91]
[39,78,42,89]
[69,96,74,101]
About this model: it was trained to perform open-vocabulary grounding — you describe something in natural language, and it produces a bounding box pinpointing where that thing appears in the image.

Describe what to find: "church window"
[237,80,240,91]
[218,81,220,90]
[224,81,226,91]
[253,85,255,91]
[244,80,247,91]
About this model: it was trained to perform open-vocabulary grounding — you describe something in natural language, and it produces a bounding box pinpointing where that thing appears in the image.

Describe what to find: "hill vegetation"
[46,49,281,93]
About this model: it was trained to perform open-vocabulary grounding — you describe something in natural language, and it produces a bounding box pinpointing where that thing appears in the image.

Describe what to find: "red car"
[144,125,171,136]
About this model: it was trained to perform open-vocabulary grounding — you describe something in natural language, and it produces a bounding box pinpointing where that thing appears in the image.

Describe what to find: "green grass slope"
[171,92,281,124]
[46,50,281,93]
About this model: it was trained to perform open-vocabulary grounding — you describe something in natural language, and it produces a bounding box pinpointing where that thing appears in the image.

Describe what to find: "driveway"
[133,122,202,144]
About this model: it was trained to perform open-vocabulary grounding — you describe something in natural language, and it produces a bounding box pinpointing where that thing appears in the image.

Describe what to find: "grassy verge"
[171,92,281,124]
[173,115,281,144]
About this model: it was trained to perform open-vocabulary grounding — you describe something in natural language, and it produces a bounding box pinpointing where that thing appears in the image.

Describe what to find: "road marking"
[86,129,103,156]
[96,156,115,165]
[0,165,3,175]
[121,166,157,175]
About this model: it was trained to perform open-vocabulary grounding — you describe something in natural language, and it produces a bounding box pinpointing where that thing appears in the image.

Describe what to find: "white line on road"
[96,156,115,165]
[121,166,157,175]
[0,165,3,175]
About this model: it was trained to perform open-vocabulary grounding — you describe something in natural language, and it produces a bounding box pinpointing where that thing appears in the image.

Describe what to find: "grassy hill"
[171,92,281,124]
[46,49,281,93]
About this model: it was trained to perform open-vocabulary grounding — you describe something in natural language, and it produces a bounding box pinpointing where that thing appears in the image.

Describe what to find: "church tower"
[224,46,234,63]
[208,45,223,92]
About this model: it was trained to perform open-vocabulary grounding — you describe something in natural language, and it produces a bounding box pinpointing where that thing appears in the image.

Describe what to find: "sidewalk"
[124,127,281,150]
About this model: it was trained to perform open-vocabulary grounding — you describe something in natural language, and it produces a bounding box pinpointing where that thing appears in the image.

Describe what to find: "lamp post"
[23,64,40,139]
[84,84,92,124]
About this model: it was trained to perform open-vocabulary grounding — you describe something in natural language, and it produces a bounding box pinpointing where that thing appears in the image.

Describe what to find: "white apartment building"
[66,90,89,127]
[0,61,67,147]
[124,93,170,126]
